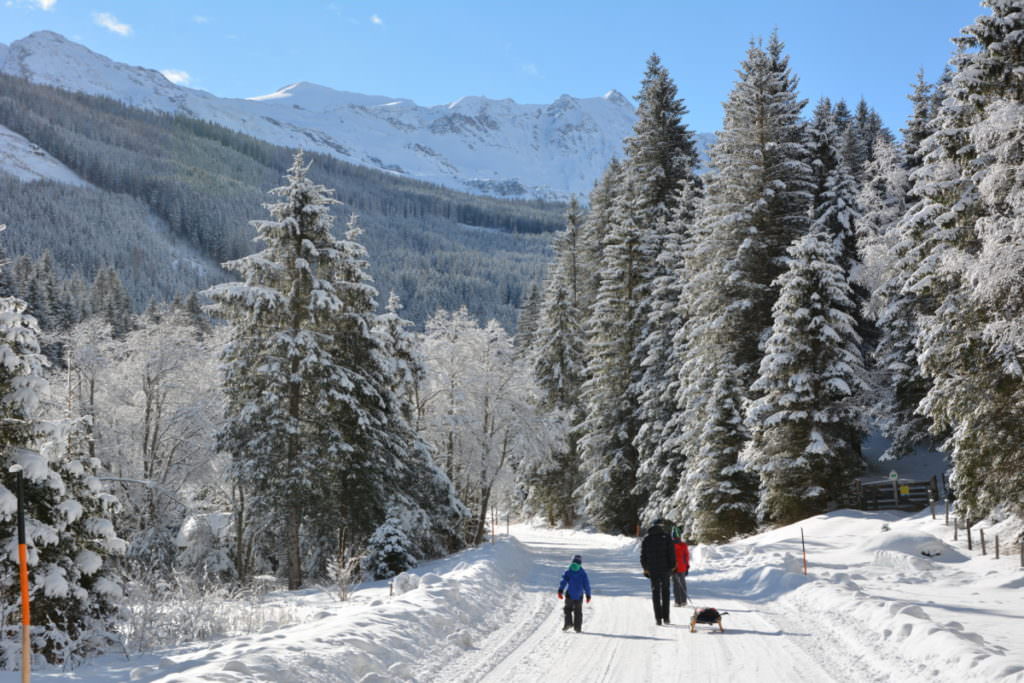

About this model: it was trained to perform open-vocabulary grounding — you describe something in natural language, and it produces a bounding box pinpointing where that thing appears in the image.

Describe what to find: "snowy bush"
[362,516,418,580]
[118,562,300,653]
[326,549,364,602]
[175,511,235,581]
[391,571,420,595]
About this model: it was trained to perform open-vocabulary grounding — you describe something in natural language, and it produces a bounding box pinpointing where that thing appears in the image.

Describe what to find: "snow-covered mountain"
[0,31,638,200]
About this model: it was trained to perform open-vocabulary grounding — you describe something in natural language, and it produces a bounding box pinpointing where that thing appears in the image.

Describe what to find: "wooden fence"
[848,475,940,512]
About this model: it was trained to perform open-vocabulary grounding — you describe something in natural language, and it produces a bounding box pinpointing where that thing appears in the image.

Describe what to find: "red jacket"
[673,540,690,573]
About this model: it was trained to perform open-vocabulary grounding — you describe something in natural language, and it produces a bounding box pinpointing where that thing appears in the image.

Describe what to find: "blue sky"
[0,0,985,134]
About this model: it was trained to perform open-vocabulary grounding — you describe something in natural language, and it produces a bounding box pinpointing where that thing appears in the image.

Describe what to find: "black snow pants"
[563,597,583,632]
[672,571,687,606]
[649,572,671,623]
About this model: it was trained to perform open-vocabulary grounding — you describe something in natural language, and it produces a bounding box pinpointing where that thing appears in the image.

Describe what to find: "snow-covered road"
[436,526,839,683]
[8,511,1022,682]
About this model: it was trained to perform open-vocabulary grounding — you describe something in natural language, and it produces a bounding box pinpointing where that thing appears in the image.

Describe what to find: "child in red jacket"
[671,526,690,606]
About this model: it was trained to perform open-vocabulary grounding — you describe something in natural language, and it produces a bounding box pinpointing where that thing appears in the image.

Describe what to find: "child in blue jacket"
[557,554,592,632]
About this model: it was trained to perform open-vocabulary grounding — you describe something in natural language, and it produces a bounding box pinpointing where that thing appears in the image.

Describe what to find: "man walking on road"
[640,520,675,625]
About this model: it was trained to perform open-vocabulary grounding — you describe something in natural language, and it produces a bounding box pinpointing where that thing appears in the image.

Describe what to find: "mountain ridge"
[0,30,637,200]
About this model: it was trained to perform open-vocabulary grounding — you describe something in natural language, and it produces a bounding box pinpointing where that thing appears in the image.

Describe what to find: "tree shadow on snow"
[578,632,671,642]
[686,627,812,637]
[527,551,652,598]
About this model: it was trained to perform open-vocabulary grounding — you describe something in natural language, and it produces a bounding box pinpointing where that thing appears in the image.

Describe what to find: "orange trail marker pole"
[16,469,31,683]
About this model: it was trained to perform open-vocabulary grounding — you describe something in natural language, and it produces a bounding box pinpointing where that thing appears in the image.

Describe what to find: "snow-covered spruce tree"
[911,0,1024,517]
[360,511,416,580]
[577,174,647,534]
[577,54,700,534]
[622,53,700,224]
[371,293,467,567]
[855,72,945,463]
[0,248,124,667]
[625,55,703,524]
[743,227,867,525]
[89,267,133,338]
[527,198,587,525]
[902,70,938,172]
[577,160,623,321]
[634,180,701,525]
[843,99,893,182]
[807,99,861,278]
[377,292,424,427]
[805,98,869,462]
[208,153,394,588]
[19,419,126,667]
[669,33,812,542]
[857,136,933,461]
[513,283,543,356]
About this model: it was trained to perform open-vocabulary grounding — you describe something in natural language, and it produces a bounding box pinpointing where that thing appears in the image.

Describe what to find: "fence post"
[953,517,958,541]
[995,535,1000,560]
[801,528,807,576]
[980,529,986,556]
[944,499,949,526]
[967,522,973,551]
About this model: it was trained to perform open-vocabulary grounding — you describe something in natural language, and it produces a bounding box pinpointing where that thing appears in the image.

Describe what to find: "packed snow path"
[435,526,840,683]
[8,511,1022,682]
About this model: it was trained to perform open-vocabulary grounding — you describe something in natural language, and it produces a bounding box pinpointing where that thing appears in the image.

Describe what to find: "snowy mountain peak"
[2,30,198,108]
[0,30,639,200]
[248,81,412,110]
[603,89,630,107]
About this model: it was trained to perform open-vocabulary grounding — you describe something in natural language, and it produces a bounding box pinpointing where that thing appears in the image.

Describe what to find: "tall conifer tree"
[672,33,812,541]
[909,0,1024,517]
[208,153,425,587]
[529,199,588,524]
[744,226,867,524]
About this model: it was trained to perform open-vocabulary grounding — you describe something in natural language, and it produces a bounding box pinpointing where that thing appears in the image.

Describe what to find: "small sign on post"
[889,470,899,505]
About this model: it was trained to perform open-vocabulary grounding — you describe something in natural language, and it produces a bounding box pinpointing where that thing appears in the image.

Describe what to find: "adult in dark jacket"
[640,521,675,625]
[557,554,592,632]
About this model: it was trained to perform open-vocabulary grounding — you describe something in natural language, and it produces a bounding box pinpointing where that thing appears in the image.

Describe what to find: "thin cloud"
[193,15,208,24]
[160,69,190,85]
[11,0,57,8]
[93,12,132,36]
[370,14,383,25]
[523,63,540,77]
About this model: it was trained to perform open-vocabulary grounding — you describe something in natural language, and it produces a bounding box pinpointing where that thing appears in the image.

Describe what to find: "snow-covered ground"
[4,510,1022,682]
[0,122,90,186]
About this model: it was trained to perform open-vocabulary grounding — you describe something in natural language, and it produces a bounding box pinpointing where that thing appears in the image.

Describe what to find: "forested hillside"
[0,73,564,329]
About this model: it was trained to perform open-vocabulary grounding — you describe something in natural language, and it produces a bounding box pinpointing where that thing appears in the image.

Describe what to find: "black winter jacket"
[640,525,676,575]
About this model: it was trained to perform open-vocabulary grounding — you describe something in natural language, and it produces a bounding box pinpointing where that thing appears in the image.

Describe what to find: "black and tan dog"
[689,607,726,632]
